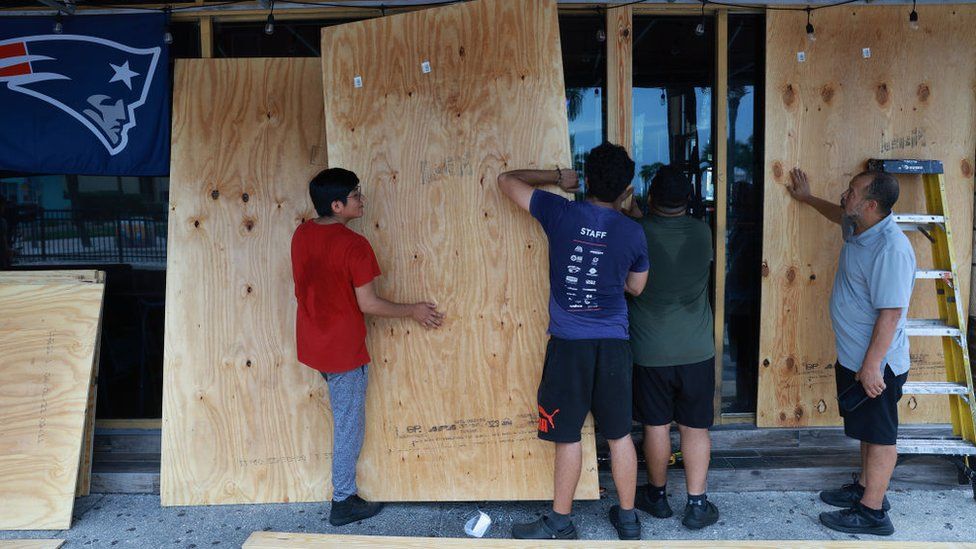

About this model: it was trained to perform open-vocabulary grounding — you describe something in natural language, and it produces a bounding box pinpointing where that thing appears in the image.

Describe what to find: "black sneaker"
[328,494,384,526]
[511,515,578,539]
[820,474,890,511]
[608,505,641,540]
[682,496,719,530]
[819,503,895,536]
[634,484,673,519]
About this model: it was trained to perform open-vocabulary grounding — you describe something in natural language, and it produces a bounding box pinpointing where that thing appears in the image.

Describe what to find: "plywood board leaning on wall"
[161,58,329,506]
[0,271,105,530]
[759,6,976,427]
[320,0,597,500]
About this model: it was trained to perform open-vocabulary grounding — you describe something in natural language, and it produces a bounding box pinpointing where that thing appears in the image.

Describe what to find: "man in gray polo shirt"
[786,168,915,536]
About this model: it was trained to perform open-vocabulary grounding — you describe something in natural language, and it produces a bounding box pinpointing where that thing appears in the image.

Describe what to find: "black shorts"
[536,337,633,443]
[835,362,908,445]
[633,358,715,429]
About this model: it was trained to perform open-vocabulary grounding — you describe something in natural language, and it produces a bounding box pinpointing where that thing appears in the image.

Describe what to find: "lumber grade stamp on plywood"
[758,6,976,427]
[0,272,105,530]
[320,0,596,501]
[243,532,976,549]
[161,58,330,507]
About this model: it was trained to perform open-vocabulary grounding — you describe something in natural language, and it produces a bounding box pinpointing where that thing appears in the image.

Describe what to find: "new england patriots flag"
[0,14,169,175]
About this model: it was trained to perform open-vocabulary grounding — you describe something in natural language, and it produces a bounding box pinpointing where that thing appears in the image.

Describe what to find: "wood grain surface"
[758,6,976,427]
[244,532,976,549]
[161,58,330,506]
[320,0,597,501]
[0,541,65,549]
[0,272,105,530]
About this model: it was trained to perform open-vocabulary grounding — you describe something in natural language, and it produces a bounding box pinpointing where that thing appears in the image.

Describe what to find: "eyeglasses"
[347,186,363,200]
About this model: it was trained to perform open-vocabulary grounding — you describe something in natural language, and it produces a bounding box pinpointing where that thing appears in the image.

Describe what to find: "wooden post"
[200,16,213,58]
[606,7,632,153]
[713,9,729,425]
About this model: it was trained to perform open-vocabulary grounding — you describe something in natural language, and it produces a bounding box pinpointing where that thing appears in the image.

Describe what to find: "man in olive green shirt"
[626,165,718,530]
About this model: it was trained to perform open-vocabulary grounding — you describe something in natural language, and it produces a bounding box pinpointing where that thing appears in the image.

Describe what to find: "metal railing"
[11,207,167,266]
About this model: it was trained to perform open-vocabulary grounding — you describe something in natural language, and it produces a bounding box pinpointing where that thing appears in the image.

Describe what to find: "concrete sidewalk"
[1,488,974,548]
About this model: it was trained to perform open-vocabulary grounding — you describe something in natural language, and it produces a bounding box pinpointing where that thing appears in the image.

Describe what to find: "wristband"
[555,166,562,185]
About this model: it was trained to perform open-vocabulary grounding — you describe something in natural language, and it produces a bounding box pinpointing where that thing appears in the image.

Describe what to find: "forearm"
[360,295,414,318]
[862,310,900,372]
[499,169,560,187]
[801,195,843,225]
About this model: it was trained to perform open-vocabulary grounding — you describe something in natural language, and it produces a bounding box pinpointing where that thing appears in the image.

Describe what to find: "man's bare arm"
[497,169,580,212]
[354,280,444,329]
[857,308,902,398]
[624,270,648,296]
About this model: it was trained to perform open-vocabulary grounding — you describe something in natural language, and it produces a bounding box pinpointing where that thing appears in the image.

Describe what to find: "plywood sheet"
[160,58,329,506]
[0,541,65,549]
[244,532,976,549]
[759,6,976,427]
[320,0,596,501]
[0,274,105,530]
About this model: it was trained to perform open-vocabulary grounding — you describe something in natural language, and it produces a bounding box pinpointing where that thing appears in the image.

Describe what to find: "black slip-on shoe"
[511,515,578,540]
[608,505,641,540]
[819,474,890,511]
[635,484,673,519]
[819,503,894,536]
[328,494,384,526]
[682,497,719,530]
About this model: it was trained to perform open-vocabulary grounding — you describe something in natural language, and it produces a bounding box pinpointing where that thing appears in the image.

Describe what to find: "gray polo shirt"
[829,214,916,375]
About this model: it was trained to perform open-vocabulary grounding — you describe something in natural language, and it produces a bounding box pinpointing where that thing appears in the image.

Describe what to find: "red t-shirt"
[291,221,381,373]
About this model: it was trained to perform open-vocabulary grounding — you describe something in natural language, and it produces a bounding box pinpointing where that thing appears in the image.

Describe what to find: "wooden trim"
[95,419,162,430]
[605,6,633,154]
[719,412,756,425]
[200,16,213,58]
[713,9,729,426]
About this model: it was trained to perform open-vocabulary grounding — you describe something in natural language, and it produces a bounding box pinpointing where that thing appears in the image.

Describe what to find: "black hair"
[309,168,359,217]
[649,164,692,208]
[583,142,635,203]
[855,170,899,216]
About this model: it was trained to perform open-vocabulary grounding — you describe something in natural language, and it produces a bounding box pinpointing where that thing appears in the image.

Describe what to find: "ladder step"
[902,381,971,395]
[905,319,962,337]
[894,214,944,224]
[897,438,976,455]
[915,269,952,280]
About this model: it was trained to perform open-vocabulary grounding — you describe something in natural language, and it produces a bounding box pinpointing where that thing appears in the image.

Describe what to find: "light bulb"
[53,20,63,33]
[909,10,919,30]
[695,22,705,36]
[163,30,173,44]
[596,29,606,42]
[264,14,275,35]
[806,23,816,42]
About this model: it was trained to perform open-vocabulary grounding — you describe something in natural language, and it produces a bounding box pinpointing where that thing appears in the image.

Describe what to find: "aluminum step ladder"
[868,158,976,498]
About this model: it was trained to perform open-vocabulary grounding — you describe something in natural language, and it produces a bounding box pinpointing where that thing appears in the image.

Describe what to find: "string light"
[264,0,275,35]
[163,6,173,44]
[909,0,919,31]
[805,7,816,42]
[53,11,63,34]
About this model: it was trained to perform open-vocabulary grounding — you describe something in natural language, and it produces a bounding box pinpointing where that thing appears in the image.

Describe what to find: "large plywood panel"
[244,532,976,549]
[161,58,329,506]
[0,273,104,530]
[321,0,597,500]
[759,6,976,427]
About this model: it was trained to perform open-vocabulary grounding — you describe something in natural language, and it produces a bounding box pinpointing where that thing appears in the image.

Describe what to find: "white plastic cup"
[463,510,492,538]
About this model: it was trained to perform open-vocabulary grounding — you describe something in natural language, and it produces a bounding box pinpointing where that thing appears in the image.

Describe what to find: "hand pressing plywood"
[320,0,597,501]
[759,6,976,427]
[0,271,105,530]
[161,58,330,506]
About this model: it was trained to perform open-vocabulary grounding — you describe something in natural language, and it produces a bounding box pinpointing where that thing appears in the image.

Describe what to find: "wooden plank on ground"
[243,532,976,549]
[0,272,105,530]
[0,541,65,549]
[758,6,976,427]
[320,0,594,501]
[160,58,329,506]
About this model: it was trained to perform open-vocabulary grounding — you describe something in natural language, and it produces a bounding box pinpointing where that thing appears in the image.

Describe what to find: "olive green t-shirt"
[628,214,714,367]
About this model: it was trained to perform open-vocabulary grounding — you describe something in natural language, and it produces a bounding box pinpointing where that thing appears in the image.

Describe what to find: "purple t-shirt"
[530,190,649,340]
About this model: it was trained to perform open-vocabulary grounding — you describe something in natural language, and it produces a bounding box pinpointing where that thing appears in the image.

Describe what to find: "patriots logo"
[0,34,161,156]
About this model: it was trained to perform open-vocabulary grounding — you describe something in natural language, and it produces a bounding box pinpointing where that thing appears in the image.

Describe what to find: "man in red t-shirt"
[291,168,443,526]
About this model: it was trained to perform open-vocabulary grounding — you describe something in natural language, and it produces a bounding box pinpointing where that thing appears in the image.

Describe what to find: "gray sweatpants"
[321,364,368,502]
